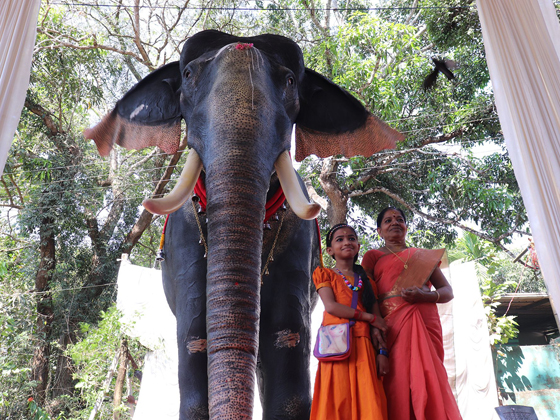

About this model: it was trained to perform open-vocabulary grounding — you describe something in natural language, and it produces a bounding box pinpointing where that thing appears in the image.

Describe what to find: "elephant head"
[85,30,402,419]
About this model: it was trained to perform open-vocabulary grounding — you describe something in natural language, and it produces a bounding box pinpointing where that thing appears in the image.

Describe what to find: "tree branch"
[7,173,24,206]
[348,186,512,246]
[132,0,153,68]
[24,99,61,137]
[121,137,188,254]
[404,0,419,25]
[305,179,328,211]
[420,128,465,146]
[1,176,17,209]
[35,28,151,70]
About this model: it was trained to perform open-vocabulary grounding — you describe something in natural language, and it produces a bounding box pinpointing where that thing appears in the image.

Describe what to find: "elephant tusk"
[274,151,321,220]
[142,149,203,215]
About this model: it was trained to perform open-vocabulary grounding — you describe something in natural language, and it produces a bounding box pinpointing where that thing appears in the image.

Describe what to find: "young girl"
[310,224,389,420]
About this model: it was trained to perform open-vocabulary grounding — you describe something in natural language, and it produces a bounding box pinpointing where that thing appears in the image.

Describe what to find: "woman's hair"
[376,207,407,228]
[325,224,376,312]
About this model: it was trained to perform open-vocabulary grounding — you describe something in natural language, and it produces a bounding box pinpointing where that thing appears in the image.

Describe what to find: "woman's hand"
[377,354,389,378]
[401,286,436,303]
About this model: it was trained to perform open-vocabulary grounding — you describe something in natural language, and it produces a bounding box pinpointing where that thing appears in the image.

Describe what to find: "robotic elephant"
[85,30,402,420]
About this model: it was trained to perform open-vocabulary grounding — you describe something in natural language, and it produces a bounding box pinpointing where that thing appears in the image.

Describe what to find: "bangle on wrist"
[434,290,440,303]
[371,313,376,323]
[378,348,389,357]
[354,309,362,320]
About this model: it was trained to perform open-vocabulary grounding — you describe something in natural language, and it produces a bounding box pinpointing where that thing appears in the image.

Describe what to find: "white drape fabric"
[439,262,500,420]
[477,0,560,329]
[116,258,180,420]
[0,0,41,175]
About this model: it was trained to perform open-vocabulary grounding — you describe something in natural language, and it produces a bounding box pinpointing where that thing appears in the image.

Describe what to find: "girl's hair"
[325,224,376,312]
[376,207,407,227]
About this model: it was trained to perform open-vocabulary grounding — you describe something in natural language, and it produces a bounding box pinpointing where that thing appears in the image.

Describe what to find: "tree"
[2,3,175,415]
[297,2,529,257]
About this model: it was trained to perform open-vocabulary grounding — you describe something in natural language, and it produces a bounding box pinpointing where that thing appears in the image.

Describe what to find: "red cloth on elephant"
[362,249,462,420]
[310,268,387,420]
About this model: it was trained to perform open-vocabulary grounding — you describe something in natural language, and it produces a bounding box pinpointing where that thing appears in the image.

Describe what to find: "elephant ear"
[84,61,182,156]
[294,68,404,162]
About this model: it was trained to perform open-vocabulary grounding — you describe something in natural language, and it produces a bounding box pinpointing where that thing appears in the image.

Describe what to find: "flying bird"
[423,58,458,90]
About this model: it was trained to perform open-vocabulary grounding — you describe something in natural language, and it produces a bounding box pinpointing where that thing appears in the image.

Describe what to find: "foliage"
[448,231,546,293]
[28,398,66,420]
[479,276,519,346]
[447,231,551,345]
[447,231,497,265]
[298,2,527,254]
[0,238,37,418]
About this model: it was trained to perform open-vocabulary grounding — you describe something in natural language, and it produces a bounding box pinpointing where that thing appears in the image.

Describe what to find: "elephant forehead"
[181,30,305,80]
[213,43,265,66]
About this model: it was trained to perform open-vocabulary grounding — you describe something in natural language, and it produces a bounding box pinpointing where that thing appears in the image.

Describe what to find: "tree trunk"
[31,213,56,404]
[113,339,128,420]
[52,332,75,398]
[319,157,349,226]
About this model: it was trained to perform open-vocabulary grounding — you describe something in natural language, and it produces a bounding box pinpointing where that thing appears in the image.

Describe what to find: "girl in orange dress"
[310,224,388,420]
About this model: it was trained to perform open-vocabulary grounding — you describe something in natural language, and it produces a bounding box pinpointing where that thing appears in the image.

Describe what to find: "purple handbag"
[313,281,359,362]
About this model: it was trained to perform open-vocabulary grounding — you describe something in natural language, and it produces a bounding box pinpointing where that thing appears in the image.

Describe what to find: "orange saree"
[362,248,462,420]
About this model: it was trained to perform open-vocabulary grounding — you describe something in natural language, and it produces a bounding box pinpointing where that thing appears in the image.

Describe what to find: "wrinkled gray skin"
[85,30,401,420]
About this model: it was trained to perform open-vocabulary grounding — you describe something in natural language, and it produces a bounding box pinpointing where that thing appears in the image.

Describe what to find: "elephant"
[84,30,403,420]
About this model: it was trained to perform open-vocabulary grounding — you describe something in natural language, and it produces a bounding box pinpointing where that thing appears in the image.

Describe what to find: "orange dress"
[310,267,387,420]
[362,249,462,420]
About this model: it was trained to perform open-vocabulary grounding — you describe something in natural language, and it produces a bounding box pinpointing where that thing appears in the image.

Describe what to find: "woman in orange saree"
[362,207,463,420]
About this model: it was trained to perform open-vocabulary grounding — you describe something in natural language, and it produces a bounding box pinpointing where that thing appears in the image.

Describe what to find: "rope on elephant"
[155,214,170,263]
[192,199,208,258]
[261,210,285,283]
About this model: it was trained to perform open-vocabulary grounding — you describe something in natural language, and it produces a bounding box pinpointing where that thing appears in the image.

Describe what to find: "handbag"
[313,276,360,362]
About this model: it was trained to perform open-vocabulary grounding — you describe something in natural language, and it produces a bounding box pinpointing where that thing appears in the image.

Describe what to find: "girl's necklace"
[385,246,411,270]
[335,268,363,291]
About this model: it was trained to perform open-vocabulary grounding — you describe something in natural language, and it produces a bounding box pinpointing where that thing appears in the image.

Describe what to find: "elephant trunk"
[188,45,308,419]
[204,158,268,419]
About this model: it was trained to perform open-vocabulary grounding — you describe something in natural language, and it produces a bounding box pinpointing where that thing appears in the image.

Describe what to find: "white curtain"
[439,262,500,419]
[116,257,180,420]
[477,0,560,329]
[0,0,41,175]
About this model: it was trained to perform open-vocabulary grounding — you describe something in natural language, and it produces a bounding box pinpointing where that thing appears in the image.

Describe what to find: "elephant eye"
[287,76,294,86]
[184,69,191,79]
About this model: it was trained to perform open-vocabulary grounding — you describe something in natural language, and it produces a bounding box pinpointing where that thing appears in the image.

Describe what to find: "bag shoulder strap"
[349,273,360,326]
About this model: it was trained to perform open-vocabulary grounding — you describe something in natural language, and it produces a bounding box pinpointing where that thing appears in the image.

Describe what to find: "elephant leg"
[257,226,315,419]
[162,206,209,420]
[176,300,208,420]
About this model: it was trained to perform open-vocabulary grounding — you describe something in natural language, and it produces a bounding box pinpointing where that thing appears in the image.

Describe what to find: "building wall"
[494,342,560,420]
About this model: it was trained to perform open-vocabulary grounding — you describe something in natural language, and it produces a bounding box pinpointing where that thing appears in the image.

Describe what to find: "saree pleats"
[384,302,461,420]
